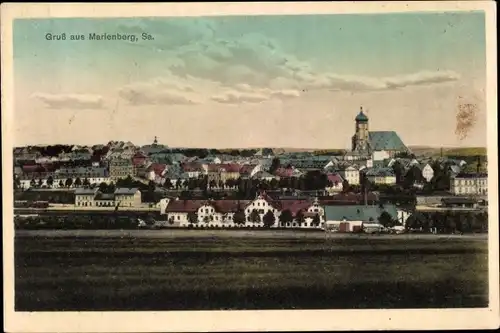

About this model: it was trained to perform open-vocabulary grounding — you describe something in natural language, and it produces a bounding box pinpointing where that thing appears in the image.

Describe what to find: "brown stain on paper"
[455,97,478,141]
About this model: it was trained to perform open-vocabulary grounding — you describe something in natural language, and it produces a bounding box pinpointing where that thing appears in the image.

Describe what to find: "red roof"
[166,199,251,213]
[213,200,251,213]
[22,165,40,173]
[165,200,203,213]
[327,173,343,184]
[274,167,294,177]
[147,163,167,177]
[278,200,313,215]
[182,163,203,172]
[207,163,241,173]
[239,164,257,175]
[133,151,147,158]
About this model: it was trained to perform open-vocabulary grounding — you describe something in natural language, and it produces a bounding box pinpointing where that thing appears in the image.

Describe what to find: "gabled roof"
[252,171,275,179]
[324,204,398,222]
[365,167,395,177]
[74,188,98,195]
[327,173,343,184]
[182,162,204,172]
[147,163,167,177]
[114,188,140,195]
[239,164,257,175]
[278,200,313,216]
[369,131,408,152]
[207,163,241,173]
[94,193,115,201]
[454,172,488,178]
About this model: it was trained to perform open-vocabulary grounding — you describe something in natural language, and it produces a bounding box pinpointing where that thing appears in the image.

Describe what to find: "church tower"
[352,107,369,153]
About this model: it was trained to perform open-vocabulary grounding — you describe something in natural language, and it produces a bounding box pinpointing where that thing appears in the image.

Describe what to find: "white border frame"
[2,2,498,332]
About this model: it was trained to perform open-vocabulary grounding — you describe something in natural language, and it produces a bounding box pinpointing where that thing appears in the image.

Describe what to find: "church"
[350,107,410,161]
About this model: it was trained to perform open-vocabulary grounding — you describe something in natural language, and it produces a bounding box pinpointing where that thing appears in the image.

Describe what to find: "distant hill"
[409,146,487,157]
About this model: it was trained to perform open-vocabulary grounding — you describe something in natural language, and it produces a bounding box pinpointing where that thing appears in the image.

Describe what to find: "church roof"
[369,131,408,152]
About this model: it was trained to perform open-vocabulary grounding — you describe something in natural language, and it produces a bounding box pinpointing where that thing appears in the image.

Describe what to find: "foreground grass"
[15,234,488,310]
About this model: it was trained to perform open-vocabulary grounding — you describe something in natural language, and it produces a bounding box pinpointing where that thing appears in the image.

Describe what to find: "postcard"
[2,2,499,332]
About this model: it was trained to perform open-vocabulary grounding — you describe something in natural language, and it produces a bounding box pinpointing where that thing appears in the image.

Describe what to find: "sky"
[13,11,487,149]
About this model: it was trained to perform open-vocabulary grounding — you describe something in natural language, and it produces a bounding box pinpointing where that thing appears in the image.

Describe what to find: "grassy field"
[15,230,488,311]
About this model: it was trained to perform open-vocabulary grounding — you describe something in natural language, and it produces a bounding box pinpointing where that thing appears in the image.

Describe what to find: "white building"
[450,173,488,196]
[338,165,360,185]
[421,163,434,182]
[114,188,142,207]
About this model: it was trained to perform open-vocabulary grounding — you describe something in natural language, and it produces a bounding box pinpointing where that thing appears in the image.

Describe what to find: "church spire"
[355,106,369,122]
[153,136,158,145]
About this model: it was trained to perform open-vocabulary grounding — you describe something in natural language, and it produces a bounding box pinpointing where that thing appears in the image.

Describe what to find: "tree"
[391,161,406,185]
[209,180,217,189]
[46,176,54,188]
[108,181,116,193]
[58,180,64,188]
[233,208,246,225]
[269,157,281,174]
[98,182,108,193]
[249,209,261,223]
[83,178,90,187]
[263,210,276,228]
[37,179,43,187]
[65,178,73,187]
[295,210,305,226]
[378,211,394,228]
[163,178,172,189]
[312,213,321,227]
[148,180,156,193]
[14,177,21,190]
[74,177,82,187]
[339,179,349,193]
[187,212,198,224]
[278,209,293,226]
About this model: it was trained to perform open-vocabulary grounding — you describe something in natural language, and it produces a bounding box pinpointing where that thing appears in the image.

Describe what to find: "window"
[177,216,180,220]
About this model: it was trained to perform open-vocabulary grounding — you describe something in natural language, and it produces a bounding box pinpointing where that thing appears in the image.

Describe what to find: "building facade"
[109,157,134,180]
[450,173,488,196]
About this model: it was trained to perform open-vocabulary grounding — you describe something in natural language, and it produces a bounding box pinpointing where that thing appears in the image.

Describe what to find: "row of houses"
[74,187,142,207]
[160,192,410,229]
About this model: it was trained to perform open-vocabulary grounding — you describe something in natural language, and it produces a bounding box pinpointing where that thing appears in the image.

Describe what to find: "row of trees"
[163,172,337,193]
[14,214,156,230]
[405,211,488,233]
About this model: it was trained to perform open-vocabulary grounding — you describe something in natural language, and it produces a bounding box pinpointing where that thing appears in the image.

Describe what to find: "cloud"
[383,70,460,89]
[119,78,199,105]
[211,90,269,104]
[31,93,106,109]
[155,31,460,93]
[211,85,300,105]
[120,74,300,106]
[115,21,462,104]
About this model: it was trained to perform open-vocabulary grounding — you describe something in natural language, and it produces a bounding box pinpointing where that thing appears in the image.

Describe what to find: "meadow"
[15,230,489,311]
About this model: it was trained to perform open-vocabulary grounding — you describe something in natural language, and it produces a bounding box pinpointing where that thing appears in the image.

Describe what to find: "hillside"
[409,146,487,157]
